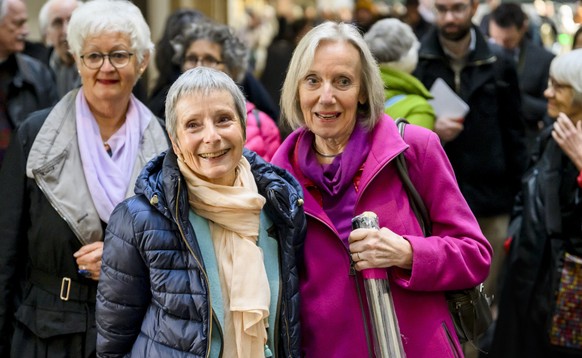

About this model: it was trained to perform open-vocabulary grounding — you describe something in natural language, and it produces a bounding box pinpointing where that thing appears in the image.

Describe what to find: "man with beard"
[413,0,527,354]
[38,0,82,99]
[0,0,57,167]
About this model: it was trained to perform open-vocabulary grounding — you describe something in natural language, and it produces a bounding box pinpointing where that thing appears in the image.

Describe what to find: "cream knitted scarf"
[178,155,269,358]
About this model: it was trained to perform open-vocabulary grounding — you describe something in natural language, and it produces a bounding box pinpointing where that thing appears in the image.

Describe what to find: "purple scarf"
[297,122,371,244]
[76,90,151,223]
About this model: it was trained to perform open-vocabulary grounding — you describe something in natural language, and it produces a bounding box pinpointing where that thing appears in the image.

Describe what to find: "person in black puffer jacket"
[96,67,305,358]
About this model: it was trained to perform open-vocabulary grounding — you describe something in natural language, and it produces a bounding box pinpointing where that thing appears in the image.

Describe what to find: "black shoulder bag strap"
[394,118,432,236]
[393,119,492,346]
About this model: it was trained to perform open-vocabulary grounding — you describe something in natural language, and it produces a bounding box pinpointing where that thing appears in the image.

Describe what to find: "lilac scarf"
[76,90,151,223]
[297,122,371,243]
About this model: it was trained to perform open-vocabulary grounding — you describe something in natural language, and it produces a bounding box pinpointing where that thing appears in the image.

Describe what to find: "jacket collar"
[138,148,304,228]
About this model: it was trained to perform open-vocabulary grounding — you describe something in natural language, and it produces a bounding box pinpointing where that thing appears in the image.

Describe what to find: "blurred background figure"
[572,25,582,49]
[0,1,168,356]
[490,48,582,358]
[168,21,281,161]
[353,0,379,34]
[533,0,560,52]
[148,8,207,119]
[148,7,279,122]
[488,3,555,155]
[0,0,57,168]
[38,0,82,99]
[260,16,314,114]
[365,18,435,130]
[401,0,433,41]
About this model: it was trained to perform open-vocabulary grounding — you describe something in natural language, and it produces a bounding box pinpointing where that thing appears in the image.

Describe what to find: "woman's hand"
[349,227,413,271]
[73,241,104,281]
[552,112,582,170]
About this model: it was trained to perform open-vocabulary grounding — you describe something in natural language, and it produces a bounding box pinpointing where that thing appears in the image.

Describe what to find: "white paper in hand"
[428,78,470,119]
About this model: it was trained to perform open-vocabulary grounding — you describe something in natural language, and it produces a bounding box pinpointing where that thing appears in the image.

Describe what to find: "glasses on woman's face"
[547,78,571,92]
[183,55,223,68]
[433,3,470,18]
[80,50,134,70]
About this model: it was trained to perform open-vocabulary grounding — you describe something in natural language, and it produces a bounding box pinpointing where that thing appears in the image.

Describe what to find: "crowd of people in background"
[0,0,581,357]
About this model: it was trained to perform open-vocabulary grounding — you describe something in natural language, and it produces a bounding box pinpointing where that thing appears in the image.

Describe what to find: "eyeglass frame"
[547,78,572,92]
[80,51,135,70]
[183,55,224,68]
[433,2,472,18]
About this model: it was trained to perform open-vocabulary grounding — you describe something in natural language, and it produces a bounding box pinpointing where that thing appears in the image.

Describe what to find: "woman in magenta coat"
[271,21,492,357]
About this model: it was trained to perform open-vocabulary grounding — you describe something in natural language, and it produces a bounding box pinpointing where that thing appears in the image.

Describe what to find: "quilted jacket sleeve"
[96,199,151,357]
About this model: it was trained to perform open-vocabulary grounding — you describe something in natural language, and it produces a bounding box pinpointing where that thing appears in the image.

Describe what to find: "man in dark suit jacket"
[488,3,555,154]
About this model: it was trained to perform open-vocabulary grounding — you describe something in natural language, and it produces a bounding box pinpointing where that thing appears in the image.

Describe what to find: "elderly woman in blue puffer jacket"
[95,67,305,357]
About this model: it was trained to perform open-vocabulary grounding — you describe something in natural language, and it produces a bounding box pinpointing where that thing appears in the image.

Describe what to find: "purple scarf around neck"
[76,90,151,223]
[297,122,371,243]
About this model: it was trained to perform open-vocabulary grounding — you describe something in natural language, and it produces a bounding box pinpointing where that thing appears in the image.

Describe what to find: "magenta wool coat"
[271,115,492,358]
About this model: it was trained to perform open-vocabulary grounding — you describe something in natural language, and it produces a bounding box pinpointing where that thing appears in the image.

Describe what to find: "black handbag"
[394,118,493,344]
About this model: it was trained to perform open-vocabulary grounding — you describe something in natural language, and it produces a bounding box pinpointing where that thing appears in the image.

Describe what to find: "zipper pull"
[264,344,273,357]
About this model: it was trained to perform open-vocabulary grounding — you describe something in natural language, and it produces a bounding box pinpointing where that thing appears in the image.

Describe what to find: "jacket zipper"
[277,247,293,357]
[212,310,224,357]
[174,178,214,358]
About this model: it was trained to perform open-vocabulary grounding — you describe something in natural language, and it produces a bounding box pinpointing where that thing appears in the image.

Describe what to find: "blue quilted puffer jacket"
[96,149,306,357]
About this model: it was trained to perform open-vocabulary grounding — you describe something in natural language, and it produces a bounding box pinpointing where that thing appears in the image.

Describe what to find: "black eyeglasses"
[183,55,223,68]
[80,51,134,70]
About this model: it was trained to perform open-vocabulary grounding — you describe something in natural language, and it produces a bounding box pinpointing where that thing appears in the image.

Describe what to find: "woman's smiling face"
[171,89,244,186]
[298,40,365,143]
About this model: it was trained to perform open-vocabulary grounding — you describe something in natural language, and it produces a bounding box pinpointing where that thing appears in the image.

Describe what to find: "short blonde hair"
[280,21,384,131]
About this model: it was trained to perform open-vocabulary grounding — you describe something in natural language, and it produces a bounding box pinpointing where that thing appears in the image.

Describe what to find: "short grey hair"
[0,0,14,23]
[165,67,248,143]
[550,48,582,104]
[67,0,154,64]
[364,18,418,64]
[39,0,83,40]
[172,21,249,83]
[280,21,384,131]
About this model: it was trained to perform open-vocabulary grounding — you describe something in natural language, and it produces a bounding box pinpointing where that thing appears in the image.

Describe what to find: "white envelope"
[428,78,470,119]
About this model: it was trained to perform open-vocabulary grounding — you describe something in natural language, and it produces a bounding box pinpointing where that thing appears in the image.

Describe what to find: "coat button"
[297,198,304,206]
[150,195,159,205]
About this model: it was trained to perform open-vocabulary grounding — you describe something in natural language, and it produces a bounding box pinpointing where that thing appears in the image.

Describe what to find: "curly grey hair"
[171,21,249,83]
